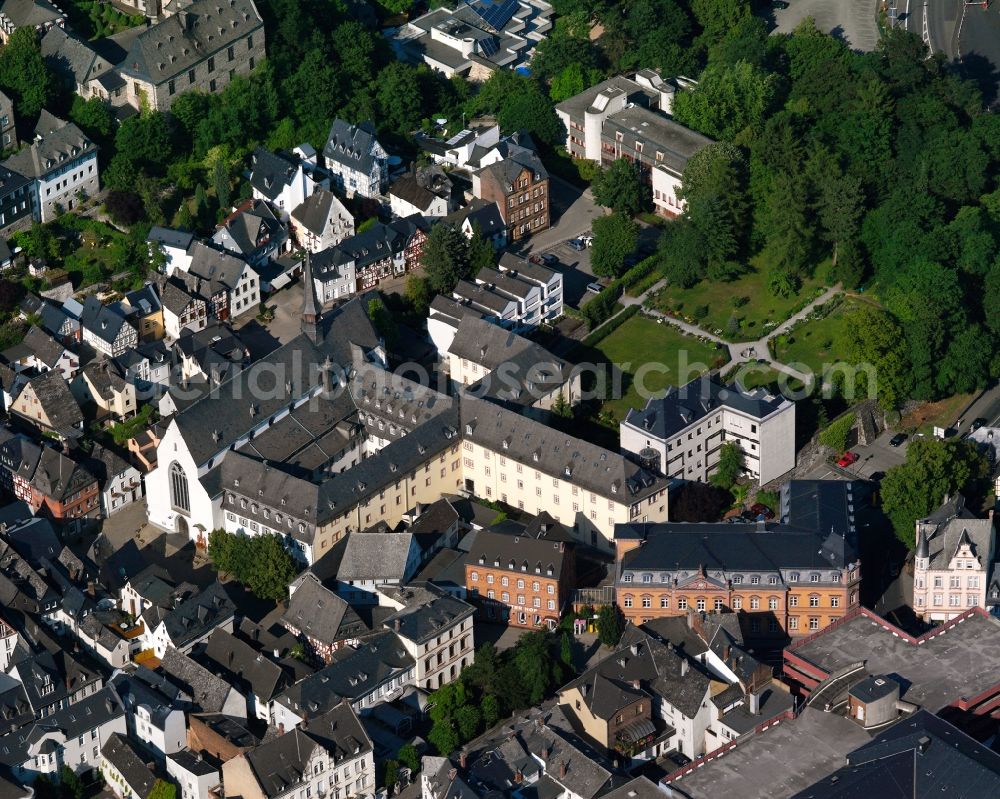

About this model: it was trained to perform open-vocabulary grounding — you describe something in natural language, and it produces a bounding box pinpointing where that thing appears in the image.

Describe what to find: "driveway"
[237,281,305,357]
[794,428,909,481]
[767,0,880,52]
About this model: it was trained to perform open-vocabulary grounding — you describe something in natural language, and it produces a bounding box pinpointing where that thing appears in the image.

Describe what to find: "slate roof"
[169,297,378,464]
[40,26,107,88]
[215,199,283,256]
[158,646,235,713]
[0,163,28,204]
[446,197,506,238]
[617,521,858,575]
[0,429,41,484]
[478,149,548,192]
[117,0,264,86]
[110,670,180,727]
[160,581,235,649]
[314,215,428,276]
[250,148,299,201]
[13,325,67,368]
[323,119,382,175]
[291,188,351,236]
[202,628,284,703]
[274,631,414,716]
[184,241,256,297]
[31,446,96,502]
[38,301,77,338]
[123,283,161,317]
[101,733,156,798]
[148,226,195,251]
[381,585,474,645]
[244,701,371,797]
[2,112,94,180]
[79,357,130,400]
[466,530,571,581]
[337,532,419,582]
[792,710,1000,799]
[461,392,666,502]
[623,374,790,441]
[79,296,133,347]
[283,572,367,646]
[388,166,452,211]
[917,493,995,570]
[0,0,62,29]
[18,370,83,436]
[781,480,859,550]
[158,275,201,315]
[567,626,710,720]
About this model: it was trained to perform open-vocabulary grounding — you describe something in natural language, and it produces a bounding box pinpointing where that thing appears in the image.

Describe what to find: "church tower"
[301,250,321,344]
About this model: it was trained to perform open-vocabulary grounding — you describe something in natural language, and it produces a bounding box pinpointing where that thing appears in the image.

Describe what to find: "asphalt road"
[955,1,1000,107]
[926,0,962,60]
[768,0,880,51]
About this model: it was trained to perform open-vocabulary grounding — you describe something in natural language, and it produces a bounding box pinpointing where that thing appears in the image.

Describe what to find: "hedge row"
[582,304,640,347]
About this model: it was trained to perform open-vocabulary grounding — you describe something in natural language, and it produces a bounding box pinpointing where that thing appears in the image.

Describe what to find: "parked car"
[540,253,559,265]
[581,234,594,246]
[568,238,586,251]
[750,502,775,520]
[869,471,885,483]
[889,433,907,447]
[837,452,858,467]
[971,418,988,432]
[586,282,604,294]
[773,0,789,7]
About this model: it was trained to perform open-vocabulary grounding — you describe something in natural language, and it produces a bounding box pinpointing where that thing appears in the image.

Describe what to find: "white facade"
[12,710,126,784]
[620,387,796,486]
[82,319,138,359]
[400,613,474,691]
[161,298,208,342]
[33,151,100,222]
[389,191,449,220]
[129,701,186,758]
[426,125,501,169]
[102,460,144,516]
[167,752,220,799]
[652,163,685,217]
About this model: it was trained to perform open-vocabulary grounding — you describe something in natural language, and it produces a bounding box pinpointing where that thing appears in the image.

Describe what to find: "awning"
[619,718,656,743]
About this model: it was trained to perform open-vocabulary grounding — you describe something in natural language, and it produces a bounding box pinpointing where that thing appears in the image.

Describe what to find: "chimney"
[541,746,549,761]
[559,761,567,779]
[917,735,931,754]
[277,723,285,735]
[514,769,523,784]
[723,644,731,661]
[680,659,688,677]
[459,752,467,769]
[394,618,401,632]
[748,690,760,715]
[631,679,640,690]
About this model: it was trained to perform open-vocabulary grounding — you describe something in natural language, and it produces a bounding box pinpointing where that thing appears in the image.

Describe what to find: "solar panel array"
[479,36,499,58]
[471,0,518,32]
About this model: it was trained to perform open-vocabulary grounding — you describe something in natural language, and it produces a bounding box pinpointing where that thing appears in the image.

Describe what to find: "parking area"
[796,428,910,482]
[767,0,879,52]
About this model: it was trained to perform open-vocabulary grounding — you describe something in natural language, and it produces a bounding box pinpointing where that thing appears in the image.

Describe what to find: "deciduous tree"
[591,212,638,278]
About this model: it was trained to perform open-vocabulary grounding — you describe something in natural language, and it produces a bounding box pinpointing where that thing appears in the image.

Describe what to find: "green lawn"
[582,315,729,422]
[771,296,867,377]
[648,257,829,341]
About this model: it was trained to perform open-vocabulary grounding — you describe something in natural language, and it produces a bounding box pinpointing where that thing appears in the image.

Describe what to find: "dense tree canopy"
[880,439,988,547]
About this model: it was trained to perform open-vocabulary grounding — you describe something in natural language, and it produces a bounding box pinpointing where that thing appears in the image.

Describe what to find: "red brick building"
[473,151,550,242]
[464,530,575,629]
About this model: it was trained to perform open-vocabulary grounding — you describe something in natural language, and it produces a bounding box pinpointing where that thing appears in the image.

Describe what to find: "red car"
[750,503,775,519]
[837,452,859,467]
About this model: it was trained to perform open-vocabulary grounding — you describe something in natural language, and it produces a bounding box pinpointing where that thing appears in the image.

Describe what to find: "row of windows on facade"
[462,449,618,503]
[917,575,982,588]
[44,164,94,197]
[517,217,547,234]
[915,594,981,607]
[481,485,625,524]
[470,572,557,590]
[166,37,255,94]
[622,593,844,610]
[480,589,558,610]
[664,417,756,449]
[507,187,546,207]
[423,636,470,670]
[622,571,847,585]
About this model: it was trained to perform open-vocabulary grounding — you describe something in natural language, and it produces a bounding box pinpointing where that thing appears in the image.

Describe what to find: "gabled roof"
[249,148,300,201]
[1,112,94,180]
[79,296,133,346]
[214,199,284,256]
[158,646,235,714]
[202,628,284,702]
[18,371,83,437]
[40,26,107,88]
[477,149,548,192]
[282,572,367,646]
[244,701,372,797]
[101,732,157,797]
[17,325,67,368]
[291,188,352,236]
[466,530,570,581]
[160,582,235,649]
[0,0,63,29]
[337,532,419,582]
[323,119,383,174]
